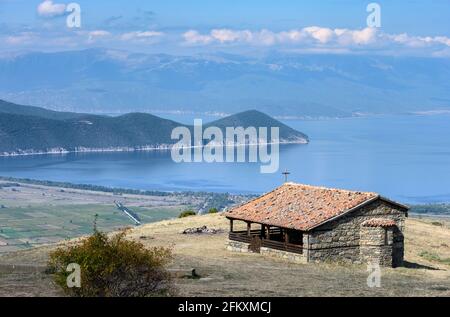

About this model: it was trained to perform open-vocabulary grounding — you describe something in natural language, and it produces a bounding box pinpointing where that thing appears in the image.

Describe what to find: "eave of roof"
[362,218,397,228]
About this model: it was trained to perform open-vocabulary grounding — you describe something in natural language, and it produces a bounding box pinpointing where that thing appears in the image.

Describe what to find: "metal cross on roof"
[282,169,290,183]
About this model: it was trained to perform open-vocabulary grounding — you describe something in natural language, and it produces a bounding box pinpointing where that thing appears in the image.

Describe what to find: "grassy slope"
[1,214,450,297]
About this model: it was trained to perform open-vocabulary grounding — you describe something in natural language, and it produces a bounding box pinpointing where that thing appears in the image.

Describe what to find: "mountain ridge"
[0,100,308,156]
[1,49,449,117]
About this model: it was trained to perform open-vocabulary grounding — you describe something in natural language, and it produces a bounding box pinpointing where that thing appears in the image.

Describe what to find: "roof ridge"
[284,182,378,196]
[227,182,379,215]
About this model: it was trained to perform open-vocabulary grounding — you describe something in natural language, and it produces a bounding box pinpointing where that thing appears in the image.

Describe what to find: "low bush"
[208,208,219,214]
[178,210,196,218]
[48,229,174,297]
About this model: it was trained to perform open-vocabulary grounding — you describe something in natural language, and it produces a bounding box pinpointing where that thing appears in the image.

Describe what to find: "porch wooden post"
[229,219,234,233]
[261,224,266,239]
[246,222,251,236]
[266,226,271,239]
[285,230,289,244]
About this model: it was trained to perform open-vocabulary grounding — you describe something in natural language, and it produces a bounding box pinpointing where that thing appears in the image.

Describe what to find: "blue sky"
[1,0,450,56]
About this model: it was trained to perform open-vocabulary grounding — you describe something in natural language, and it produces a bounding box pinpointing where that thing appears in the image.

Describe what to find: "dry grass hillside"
[1,214,450,297]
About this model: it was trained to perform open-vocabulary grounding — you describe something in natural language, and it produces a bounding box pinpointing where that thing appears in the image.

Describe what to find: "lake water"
[1,114,449,204]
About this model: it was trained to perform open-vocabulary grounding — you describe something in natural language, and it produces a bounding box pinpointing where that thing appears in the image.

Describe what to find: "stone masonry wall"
[360,226,393,267]
[226,240,250,253]
[226,240,307,264]
[260,247,307,263]
[307,200,406,266]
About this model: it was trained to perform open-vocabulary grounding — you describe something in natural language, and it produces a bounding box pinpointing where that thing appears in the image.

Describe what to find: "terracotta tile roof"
[225,183,380,231]
[362,218,397,228]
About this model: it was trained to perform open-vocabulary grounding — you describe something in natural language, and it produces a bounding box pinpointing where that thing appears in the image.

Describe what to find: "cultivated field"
[0,180,193,252]
[1,213,450,297]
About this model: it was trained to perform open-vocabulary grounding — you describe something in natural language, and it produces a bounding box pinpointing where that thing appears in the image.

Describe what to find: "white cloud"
[352,28,378,44]
[183,30,213,45]
[182,27,379,47]
[120,31,163,41]
[387,33,450,48]
[210,29,253,43]
[5,33,36,45]
[334,28,378,45]
[181,26,450,55]
[37,0,66,18]
[3,22,450,57]
[435,36,450,47]
[88,30,111,42]
[303,26,335,44]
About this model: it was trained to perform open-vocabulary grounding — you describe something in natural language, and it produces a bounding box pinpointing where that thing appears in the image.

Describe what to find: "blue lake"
[1,114,449,204]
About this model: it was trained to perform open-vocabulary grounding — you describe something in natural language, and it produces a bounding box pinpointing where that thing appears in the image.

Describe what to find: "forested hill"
[0,100,309,155]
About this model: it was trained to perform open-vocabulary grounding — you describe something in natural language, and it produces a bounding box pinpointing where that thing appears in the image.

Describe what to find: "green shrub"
[208,208,219,214]
[48,230,174,297]
[419,251,450,265]
[178,210,196,218]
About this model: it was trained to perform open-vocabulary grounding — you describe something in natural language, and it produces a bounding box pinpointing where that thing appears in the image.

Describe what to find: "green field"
[0,204,182,252]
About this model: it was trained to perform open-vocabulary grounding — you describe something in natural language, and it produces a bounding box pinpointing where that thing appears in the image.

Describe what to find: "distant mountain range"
[0,100,308,156]
[1,49,449,118]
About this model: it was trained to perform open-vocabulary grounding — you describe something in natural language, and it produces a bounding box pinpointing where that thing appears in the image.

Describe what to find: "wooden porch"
[228,219,304,254]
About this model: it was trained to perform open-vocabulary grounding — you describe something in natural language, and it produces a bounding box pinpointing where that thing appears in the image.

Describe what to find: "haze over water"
[1,114,449,204]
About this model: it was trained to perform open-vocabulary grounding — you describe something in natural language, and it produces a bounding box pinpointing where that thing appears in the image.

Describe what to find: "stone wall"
[226,240,250,253]
[260,247,307,263]
[306,200,406,267]
[226,240,307,264]
[359,226,393,267]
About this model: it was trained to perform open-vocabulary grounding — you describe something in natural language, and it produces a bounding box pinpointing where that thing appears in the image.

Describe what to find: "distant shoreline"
[1,176,449,212]
[0,175,258,199]
[0,144,173,158]
[0,139,308,158]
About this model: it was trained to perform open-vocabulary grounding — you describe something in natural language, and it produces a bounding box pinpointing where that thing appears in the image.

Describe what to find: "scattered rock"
[182,226,223,235]
[181,268,202,279]
[191,268,201,279]
[430,285,449,292]
[139,235,154,240]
